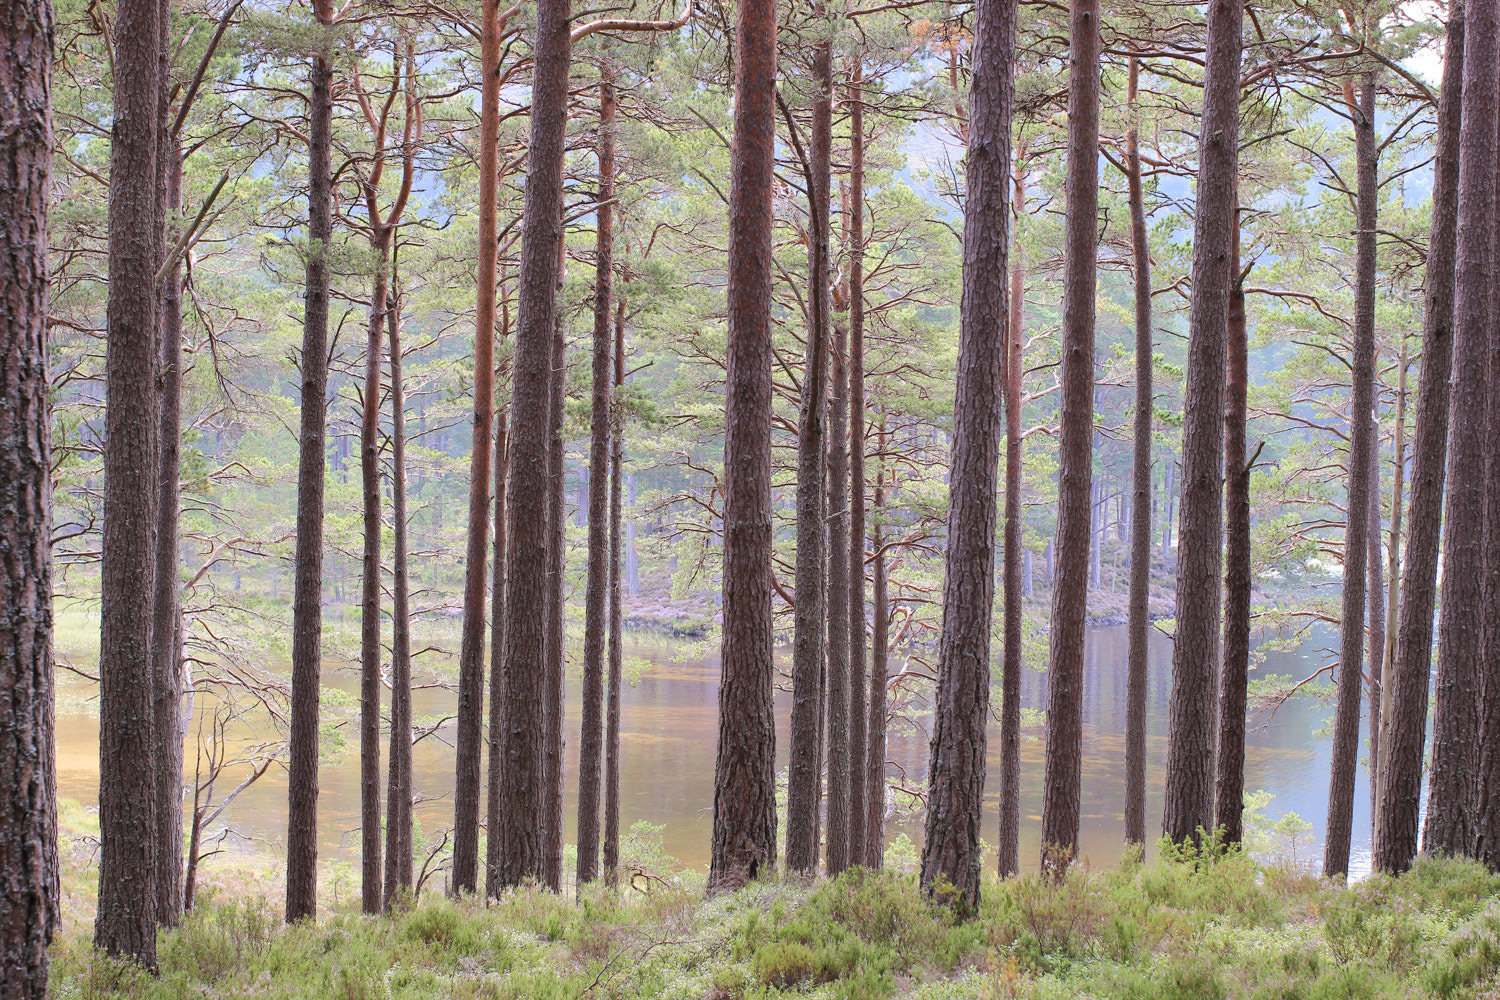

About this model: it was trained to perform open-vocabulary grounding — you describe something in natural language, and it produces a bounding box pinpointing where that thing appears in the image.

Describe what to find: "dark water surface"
[55,624,1370,880]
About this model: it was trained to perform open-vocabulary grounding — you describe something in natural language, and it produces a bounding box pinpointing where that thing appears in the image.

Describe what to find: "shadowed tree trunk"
[709,0,778,893]
[577,69,617,888]
[496,0,572,887]
[152,139,186,927]
[846,69,869,869]
[383,275,414,906]
[920,0,1015,909]
[1040,0,1099,876]
[1376,0,1463,874]
[0,0,58,984]
[785,36,833,877]
[284,0,335,924]
[1324,76,1378,880]
[1373,342,1407,833]
[484,395,508,896]
[357,232,387,916]
[97,0,164,958]
[451,0,504,896]
[542,305,567,893]
[827,321,852,874]
[1122,57,1152,850]
[1365,413,1384,831]
[998,162,1026,878]
[1215,219,1250,845]
[1425,0,1494,860]
[864,420,889,868]
[603,297,627,886]
[1162,0,1241,846]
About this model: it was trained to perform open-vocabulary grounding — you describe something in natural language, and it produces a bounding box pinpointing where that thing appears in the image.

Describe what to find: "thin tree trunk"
[785,38,833,877]
[1216,220,1250,845]
[358,233,388,914]
[1365,411,1385,831]
[1324,77,1378,879]
[451,0,504,895]
[1040,0,1099,875]
[98,0,164,957]
[1425,0,1495,859]
[577,70,616,889]
[1376,0,1463,874]
[1123,57,1152,850]
[1162,0,1241,846]
[998,163,1026,878]
[383,275,414,906]
[152,141,186,925]
[709,0,778,893]
[483,396,508,896]
[284,0,335,922]
[864,420,889,868]
[846,68,869,869]
[920,0,1015,909]
[542,306,567,893]
[603,297,627,886]
[827,314,852,876]
[0,0,58,983]
[1373,340,1408,834]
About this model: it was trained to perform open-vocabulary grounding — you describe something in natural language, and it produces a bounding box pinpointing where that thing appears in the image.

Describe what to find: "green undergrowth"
[50,849,1500,1000]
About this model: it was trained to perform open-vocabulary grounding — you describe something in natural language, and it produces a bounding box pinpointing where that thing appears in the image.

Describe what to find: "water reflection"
[54,624,1370,879]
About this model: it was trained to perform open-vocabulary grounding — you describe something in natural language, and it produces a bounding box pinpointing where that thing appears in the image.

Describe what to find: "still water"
[54,624,1371,880]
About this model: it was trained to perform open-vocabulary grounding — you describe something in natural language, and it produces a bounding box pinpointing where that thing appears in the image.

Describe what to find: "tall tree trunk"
[383,277,414,906]
[1122,58,1152,850]
[358,232,388,914]
[709,0,778,893]
[0,0,58,983]
[1376,0,1464,873]
[1474,14,1500,871]
[1162,0,1241,846]
[846,70,870,870]
[484,398,508,896]
[152,140,186,926]
[603,297,627,886]
[997,163,1025,878]
[98,0,164,958]
[452,0,503,896]
[827,313,852,876]
[1324,77,1378,879]
[1040,0,1099,875]
[864,420,889,868]
[1374,341,1407,832]
[495,0,572,888]
[1425,0,1495,860]
[920,0,1014,909]
[577,71,616,888]
[542,306,567,893]
[1365,412,1385,830]
[1216,218,1250,845]
[785,40,833,877]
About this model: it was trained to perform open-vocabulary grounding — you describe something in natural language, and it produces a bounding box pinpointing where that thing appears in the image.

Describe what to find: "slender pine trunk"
[998,163,1026,877]
[358,232,388,914]
[603,297,627,886]
[846,68,870,869]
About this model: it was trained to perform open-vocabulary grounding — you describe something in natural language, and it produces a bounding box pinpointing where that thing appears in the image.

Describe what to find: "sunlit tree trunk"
[920,0,1015,908]
[1040,0,1099,875]
[827,312,852,873]
[451,0,504,895]
[1377,0,1463,874]
[542,305,567,893]
[383,276,414,906]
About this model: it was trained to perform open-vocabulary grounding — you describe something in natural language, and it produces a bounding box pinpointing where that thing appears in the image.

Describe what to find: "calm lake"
[54,623,1374,881]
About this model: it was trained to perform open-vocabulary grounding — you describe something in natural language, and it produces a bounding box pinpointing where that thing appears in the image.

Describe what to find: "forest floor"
[49,805,1500,1000]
